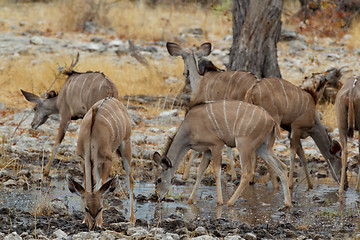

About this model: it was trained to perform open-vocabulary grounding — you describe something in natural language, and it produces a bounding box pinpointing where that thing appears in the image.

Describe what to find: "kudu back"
[245,77,343,189]
[68,97,135,229]
[21,70,118,177]
[335,76,360,194]
[153,101,291,207]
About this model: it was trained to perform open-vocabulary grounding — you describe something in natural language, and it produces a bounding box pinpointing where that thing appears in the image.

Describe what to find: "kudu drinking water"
[335,76,360,194]
[68,97,135,229]
[166,42,257,181]
[245,77,343,189]
[153,100,291,207]
[21,57,118,177]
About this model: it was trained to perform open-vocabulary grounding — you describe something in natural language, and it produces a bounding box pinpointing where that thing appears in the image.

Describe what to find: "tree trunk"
[229,0,283,78]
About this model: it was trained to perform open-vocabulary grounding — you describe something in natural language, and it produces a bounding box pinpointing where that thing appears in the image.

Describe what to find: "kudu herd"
[20,41,359,229]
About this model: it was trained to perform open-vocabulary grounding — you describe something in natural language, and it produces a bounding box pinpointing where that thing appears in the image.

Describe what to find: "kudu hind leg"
[188,150,211,204]
[289,129,302,190]
[117,140,135,223]
[43,120,70,177]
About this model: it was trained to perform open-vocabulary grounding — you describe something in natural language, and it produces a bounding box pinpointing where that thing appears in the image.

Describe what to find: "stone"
[194,227,207,236]
[127,227,148,237]
[3,179,17,188]
[244,232,257,240]
[190,236,217,240]
[159,109,179,118]
[4,232,22,240]
[71,231,100,240]
[224,236,244,240]
[49,198,68,216]
[30,36,43,45]
[52,229,68,239]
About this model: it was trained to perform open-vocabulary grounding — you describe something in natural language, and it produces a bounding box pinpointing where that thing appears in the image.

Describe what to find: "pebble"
[51,229,68,239]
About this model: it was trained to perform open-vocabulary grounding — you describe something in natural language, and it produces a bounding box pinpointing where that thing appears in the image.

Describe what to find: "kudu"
[153,100,291,207]
[335,76,360,194]
[166,42,257,181]
[68,97,135,229]
[245,77,343,189]
[21,59,118,177]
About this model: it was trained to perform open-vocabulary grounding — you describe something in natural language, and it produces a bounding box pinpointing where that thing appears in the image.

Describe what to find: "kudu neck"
[48,96,60,115]
[166,125,191,176]
[188,53,202,93]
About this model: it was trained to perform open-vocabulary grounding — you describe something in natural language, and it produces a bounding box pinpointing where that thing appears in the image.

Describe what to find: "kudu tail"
[347,85,356,138]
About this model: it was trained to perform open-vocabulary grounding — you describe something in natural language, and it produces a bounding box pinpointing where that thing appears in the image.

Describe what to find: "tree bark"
[229,0,283,78]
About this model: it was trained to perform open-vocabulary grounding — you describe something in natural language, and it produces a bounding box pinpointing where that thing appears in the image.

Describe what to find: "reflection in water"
[0,173,359,229]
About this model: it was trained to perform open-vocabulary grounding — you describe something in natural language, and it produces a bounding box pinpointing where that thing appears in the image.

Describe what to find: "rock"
[110,222,134,232]
[327,53,340,60]
[150,227,165,235]
[191,236,217,240]
[224,236,244,240]
[49,198,68,216]
[51,229,68,239]
[194,227,207,236]
[17,169,31,178]
[127,227,148,238]
[71,231,100,240]
[4,232,22,240]
[3,179,17,188]
[159,109,179,118]
[0,169,12,179]
[315,171,327,179]
[30,36,43,45]
[244,232,257,240]
[99,231,116,240]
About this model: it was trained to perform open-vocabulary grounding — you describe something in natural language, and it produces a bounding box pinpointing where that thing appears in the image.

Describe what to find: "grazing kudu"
[245,77,343,189]
[21,70,118,177]
[153,101,291,207]
[166,42,258,181]
[68,97,135,229]
[335,76,360,194]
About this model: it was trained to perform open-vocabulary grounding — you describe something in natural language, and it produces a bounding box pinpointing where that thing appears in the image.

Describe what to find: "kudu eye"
[183,70,189,78]
[157,178,162,184]
[33,106,37,111]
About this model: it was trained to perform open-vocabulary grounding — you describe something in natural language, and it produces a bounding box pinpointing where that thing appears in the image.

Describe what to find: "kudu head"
[153,151,173,200]
[328,137,348,189]
[68,176,117,230]
[166,42,212,93]
[21,89,59,129]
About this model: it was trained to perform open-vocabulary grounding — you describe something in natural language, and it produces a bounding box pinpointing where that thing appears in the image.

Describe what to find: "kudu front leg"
[357,136,360,192]
[296,141,313,189]
[339,135,348,194]
[43,120,70,177]
[117,140,135,223]
[188,150,211,204]
[182,150,198,180]
[289,130,301,190]
[212,148,225,205]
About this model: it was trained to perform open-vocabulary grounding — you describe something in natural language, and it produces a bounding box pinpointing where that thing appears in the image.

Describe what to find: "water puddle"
[0,172,359,229]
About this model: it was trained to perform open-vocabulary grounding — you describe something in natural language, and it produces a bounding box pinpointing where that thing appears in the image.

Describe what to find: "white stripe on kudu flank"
[206,105,219,134]
[223,101,232,136]
[224,72,238,99]
[100,115,115,139]
[237,104,249,136]
[248,108,261,135]
[243,106,257,135]
[86,73,102,102]
[279,79,289,110]
[266,80,276,108]
[79,73,92,101]
[114,101,127,138]
[69,73,82,97]
[233,101,242,135]
[102,103,121,139]
[98,76,107,93]
[209,103,224,137]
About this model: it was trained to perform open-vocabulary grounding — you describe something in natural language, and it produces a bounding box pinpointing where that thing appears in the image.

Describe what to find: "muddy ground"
[1,26,360,239]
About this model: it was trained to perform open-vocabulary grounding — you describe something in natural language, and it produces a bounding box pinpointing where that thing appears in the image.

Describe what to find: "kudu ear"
[68,177,85,196]
[98,176,117,195]
[21,89,40,103]
[330,140,342,155]
[160,157,173,170]
[197,42,211,58]
[153,152,162,166]
[166,42,183,57]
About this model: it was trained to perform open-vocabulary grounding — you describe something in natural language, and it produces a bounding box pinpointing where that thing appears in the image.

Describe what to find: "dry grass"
[317,102,337,130]
[347,16,360,49]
